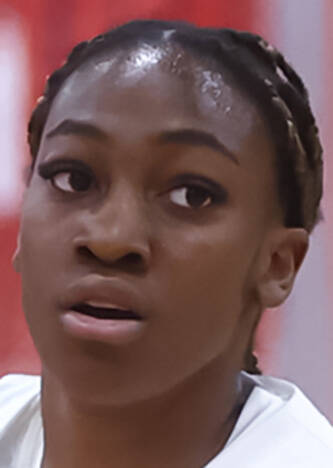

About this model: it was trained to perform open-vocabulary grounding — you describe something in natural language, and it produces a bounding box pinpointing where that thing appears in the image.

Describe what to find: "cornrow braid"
[224,31,323,232]
[27,19,323,375]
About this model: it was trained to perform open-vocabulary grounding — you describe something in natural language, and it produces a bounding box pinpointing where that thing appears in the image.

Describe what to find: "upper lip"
[60,275,147,319]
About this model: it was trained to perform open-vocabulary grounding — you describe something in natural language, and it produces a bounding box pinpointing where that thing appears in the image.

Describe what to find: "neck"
[40,358,248,468]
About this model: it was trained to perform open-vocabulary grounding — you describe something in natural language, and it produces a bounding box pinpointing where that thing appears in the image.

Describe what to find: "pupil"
[186,187,210,208]
[70,172,90,191]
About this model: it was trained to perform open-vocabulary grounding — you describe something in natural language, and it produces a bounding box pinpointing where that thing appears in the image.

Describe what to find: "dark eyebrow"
[45,119,109,142]
[158,129,239,165]
[45,120,239,165]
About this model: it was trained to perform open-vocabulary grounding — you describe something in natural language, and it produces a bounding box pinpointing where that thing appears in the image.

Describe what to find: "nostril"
[124,252,142,265]
[117,252,146,273]
[121,252,143,267]
[77,246,94,259]
[76,246,146,273]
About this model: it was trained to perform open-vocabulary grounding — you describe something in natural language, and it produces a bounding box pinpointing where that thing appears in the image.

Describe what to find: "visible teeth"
[85,301,129,311]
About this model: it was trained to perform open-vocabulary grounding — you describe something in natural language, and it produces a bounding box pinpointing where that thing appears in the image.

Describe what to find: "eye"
[37,159,94,193]
[51,171,92,193]
[169,183,226,209]
[167,174,228,210]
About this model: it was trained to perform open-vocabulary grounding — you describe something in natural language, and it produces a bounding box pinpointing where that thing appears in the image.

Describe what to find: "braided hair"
[27,19,323,375]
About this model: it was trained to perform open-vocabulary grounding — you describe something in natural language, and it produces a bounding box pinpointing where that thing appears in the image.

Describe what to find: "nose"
[73,187,152,272]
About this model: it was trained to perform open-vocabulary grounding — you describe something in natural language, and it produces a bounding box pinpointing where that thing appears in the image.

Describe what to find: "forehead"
[44,43,267,148]
[40,43,277,195]
[37,44,280,223]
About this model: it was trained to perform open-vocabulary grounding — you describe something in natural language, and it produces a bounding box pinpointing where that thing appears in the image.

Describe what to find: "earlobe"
[257,228,309,309]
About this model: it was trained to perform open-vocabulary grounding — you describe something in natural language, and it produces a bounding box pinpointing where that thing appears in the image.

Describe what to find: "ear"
[257,227,309,308]
[12,231,21,273]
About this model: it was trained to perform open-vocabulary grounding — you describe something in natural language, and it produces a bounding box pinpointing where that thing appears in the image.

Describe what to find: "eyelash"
[168,175,228,209]
[38,159,94,193]
[37,160,228,209]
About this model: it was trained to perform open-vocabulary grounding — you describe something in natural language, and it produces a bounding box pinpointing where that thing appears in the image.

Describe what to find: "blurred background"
[0,0,332,421]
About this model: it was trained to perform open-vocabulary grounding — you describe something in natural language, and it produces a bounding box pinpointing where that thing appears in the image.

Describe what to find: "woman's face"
[15,44,281,405]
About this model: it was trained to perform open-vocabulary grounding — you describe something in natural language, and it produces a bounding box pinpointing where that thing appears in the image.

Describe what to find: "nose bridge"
[79,183,151,263]
[100,183,142,229]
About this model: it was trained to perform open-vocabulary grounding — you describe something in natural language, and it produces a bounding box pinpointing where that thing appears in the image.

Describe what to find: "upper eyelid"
[169,174,227,195]
[37,159,227,198]
[37,159,95,194]
[38,161,223,186]
[167,180,228,208]
[37,158,93,176]
[38,157,86,167]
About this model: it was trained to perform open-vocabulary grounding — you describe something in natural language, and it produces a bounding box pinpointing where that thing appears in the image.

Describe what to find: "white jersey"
[0,372,332,468]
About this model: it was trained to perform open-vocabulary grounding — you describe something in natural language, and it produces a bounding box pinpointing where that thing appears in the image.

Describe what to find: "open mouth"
[71,303,142,320]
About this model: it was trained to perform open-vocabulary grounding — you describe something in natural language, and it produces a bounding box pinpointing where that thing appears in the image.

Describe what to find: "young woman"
[0,19,332,468]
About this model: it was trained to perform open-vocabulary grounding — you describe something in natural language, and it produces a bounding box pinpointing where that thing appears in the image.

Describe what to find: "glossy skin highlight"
[13,45,308,468]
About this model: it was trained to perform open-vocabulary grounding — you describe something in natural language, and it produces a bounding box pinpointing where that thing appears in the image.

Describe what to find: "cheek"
[155,224,257,350]
[20,186,74,266]
[18,194,71,317]
[164,219,255,292]
[18,206,77,361]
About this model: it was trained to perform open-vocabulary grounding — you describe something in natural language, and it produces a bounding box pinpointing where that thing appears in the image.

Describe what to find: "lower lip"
[60,311,145,345]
